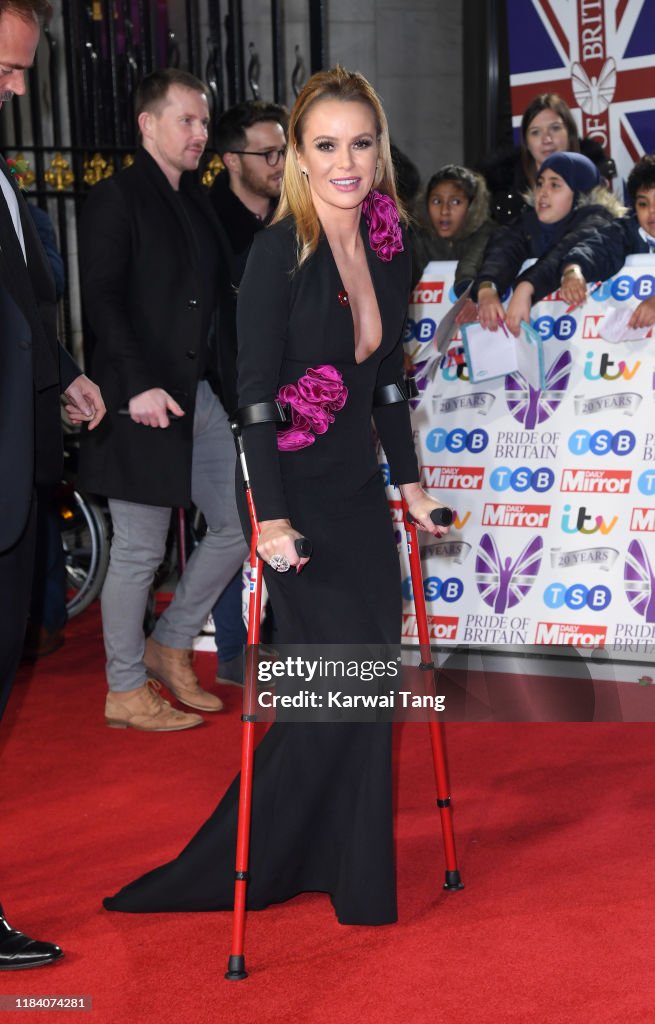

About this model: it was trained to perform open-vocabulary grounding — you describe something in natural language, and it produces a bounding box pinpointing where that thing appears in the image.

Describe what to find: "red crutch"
[225,422,310,981]
[402,499,464,893]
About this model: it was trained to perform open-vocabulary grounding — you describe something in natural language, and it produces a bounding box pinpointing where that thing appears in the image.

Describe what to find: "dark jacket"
[28,205,65,299]
[237,217,417,522]
[0,156,78,551]
[208,170,273,415]
[410,173,496,294]
[78,147,228,508]
[563,211,655,284]
[473,186,625,301]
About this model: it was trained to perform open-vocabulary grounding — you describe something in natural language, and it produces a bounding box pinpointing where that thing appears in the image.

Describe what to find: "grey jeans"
[101,382,247,692]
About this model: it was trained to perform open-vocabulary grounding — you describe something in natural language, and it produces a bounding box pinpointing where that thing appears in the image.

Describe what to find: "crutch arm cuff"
[232,401,289,428]
[373,376,418,406]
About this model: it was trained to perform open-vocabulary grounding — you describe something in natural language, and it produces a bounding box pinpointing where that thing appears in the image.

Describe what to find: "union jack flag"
[507,0,655,188]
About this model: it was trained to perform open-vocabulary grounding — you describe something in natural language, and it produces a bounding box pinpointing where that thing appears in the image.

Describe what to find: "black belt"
[373,376,418,406]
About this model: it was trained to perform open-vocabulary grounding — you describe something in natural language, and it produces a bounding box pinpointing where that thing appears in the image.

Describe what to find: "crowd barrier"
[389,257,655,661]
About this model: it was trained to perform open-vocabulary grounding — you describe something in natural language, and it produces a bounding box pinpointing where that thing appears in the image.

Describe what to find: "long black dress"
[104,215,420,925]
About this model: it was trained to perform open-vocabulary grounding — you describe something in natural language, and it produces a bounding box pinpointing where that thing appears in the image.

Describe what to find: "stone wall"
[237,0,463,187]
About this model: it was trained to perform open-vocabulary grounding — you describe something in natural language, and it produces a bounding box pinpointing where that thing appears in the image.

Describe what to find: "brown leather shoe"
[144,637,224,712]
[105,680,204,731]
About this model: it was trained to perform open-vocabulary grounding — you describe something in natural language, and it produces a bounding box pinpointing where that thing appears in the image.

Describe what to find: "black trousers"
[0,495,36,719]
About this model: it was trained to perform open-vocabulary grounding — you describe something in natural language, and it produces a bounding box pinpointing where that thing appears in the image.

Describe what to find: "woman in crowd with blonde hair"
[104,65,449,926]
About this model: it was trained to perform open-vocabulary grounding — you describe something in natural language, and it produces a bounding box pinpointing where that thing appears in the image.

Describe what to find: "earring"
[301,168,308,177]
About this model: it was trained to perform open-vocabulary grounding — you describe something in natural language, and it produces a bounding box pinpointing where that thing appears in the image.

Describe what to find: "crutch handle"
[295,537,313,558]
[407,507,453,528]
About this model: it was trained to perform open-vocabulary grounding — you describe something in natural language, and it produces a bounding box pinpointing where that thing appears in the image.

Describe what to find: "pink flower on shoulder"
[361,190,404,262]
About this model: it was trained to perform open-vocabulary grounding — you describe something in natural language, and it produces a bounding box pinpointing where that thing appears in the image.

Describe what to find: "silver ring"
[269,554,290,573]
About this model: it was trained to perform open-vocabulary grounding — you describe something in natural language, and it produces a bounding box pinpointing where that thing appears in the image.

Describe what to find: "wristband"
[477,281,497,293]
[561,266,582,280]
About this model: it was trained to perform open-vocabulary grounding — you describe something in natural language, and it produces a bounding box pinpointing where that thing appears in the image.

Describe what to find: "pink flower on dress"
[276,365,348,451]
[361,190,404,262]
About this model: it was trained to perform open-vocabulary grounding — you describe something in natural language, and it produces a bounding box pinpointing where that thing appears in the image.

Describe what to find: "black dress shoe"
[216,653,244,687]
[0,909,63,971]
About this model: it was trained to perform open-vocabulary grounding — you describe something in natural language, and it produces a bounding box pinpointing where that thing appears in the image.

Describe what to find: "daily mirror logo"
[560,469,632,494]
[411,281,445,305]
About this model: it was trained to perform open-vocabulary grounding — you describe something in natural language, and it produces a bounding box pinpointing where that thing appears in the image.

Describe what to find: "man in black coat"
[0,0,105,970]
[209,100,287,416]
[78,69,246,730]
[207,100,287,683]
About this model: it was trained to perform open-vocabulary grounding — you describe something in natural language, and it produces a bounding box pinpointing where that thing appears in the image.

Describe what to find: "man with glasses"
[208,100,287,685]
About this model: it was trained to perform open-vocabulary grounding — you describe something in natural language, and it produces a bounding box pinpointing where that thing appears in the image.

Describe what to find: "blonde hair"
[272,65,405,267]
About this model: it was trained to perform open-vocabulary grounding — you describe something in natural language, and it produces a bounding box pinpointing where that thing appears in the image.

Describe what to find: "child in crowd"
[468,151,624,335]
[560,153,655,328]
[411,164,495,294]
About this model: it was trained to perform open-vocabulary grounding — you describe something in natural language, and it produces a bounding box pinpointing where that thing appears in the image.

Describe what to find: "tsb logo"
[568,429,635,457]
[532,314,577,342]
[411,282,445,305]
[637,470,655,496]
[543,583,612,611]
[592,274,655,302]
[404,317,436,343]
[426,427,488,454]
[489,466,554,493]
[402,576,464,603]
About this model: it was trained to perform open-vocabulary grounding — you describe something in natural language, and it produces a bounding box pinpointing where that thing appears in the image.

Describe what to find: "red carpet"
[2,604,655,1023]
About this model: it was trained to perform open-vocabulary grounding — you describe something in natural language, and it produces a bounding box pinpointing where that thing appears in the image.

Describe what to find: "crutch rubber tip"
[225,955,248,981]
[443,870,464,891]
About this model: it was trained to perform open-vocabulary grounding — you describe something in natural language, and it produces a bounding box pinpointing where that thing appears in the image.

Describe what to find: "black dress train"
[104,216,419,925]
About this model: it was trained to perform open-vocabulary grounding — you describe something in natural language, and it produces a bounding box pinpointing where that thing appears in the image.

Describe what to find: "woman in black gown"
[104,66,449,926]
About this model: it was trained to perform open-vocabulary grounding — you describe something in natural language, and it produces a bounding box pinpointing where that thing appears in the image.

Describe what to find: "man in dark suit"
[207,100,287,684]
[0,0,105,969]
[78,69,246,730]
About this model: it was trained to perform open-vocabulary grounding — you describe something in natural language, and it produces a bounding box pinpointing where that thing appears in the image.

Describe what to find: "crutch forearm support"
[373,374,418,406]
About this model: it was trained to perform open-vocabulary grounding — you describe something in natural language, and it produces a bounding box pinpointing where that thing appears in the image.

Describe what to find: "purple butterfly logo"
[505,350,572,429]
[624,540,655,623]
[409,357,434,410]
[475,534,544,613]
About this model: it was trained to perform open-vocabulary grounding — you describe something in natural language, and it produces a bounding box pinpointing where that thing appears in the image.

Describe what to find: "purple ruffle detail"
[276,365,348,451]
[361,189,404,262]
